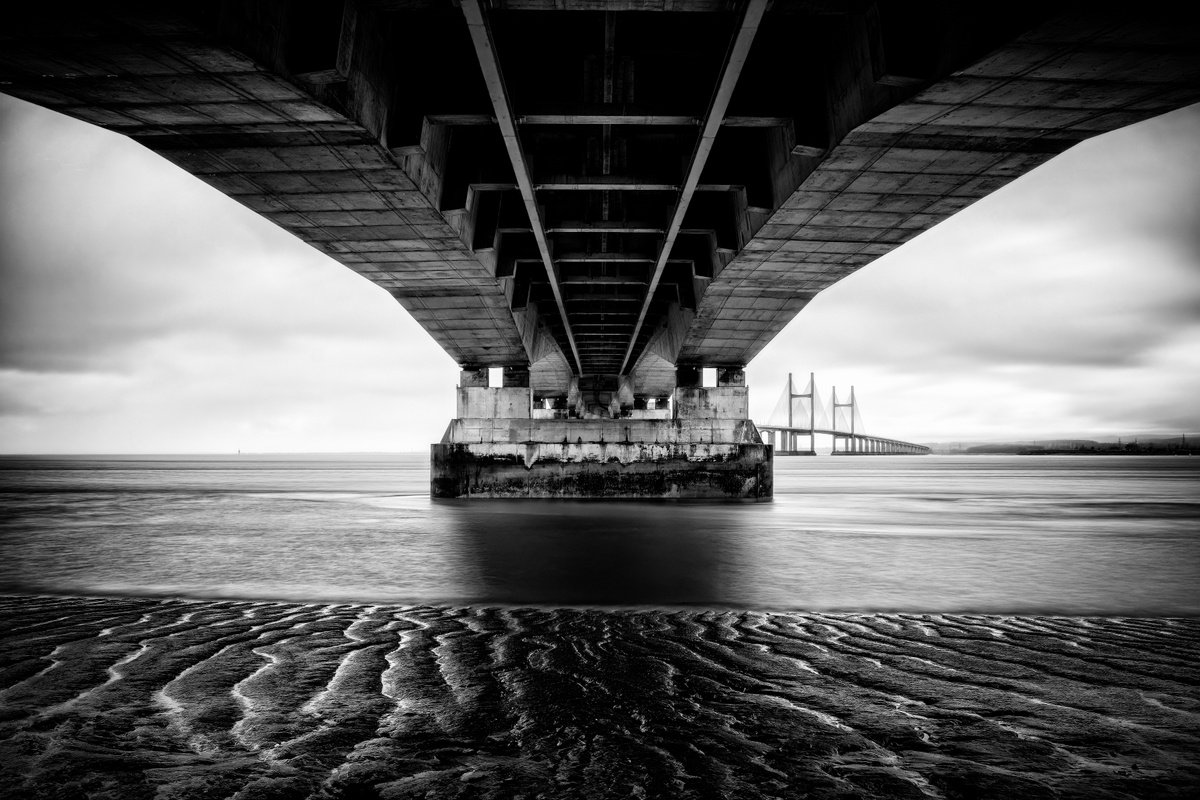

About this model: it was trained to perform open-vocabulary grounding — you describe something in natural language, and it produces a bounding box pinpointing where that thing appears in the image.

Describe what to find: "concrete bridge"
[758,374,930,455]
[3,2,1198,497]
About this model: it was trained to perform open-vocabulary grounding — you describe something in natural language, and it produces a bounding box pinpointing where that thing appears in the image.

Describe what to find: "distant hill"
[924,435,1197,455]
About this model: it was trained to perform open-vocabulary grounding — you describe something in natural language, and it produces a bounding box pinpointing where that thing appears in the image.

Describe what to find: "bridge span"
[3,3,1197,496]
[761,428,930,456]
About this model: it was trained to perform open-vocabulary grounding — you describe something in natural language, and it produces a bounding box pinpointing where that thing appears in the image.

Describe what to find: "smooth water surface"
[2,453,1198,613]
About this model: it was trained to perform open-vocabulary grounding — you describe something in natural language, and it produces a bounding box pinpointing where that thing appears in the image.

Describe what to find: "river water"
[2,453,1197,614]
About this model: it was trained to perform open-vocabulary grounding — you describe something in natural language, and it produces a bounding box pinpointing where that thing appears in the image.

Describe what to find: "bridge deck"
[3,4,1198,398]
[758,425,929,454]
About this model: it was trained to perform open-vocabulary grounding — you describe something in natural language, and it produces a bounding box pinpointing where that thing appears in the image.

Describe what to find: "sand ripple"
[1,595,1198,799]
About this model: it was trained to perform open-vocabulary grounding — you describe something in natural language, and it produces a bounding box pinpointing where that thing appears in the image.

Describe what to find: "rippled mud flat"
[1,596,1198,799]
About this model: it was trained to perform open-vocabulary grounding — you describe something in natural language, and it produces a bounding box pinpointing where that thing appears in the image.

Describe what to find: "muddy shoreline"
[2,594,1198,798]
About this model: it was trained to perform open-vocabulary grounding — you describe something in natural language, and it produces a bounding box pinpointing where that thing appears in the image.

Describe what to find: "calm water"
[1,454,1198,614]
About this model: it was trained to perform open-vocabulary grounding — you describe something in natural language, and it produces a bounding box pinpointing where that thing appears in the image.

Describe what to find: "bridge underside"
[3,3,1198,496]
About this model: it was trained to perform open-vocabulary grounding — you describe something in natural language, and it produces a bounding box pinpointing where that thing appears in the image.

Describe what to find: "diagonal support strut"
[618,0,767,376]
[462,0,584,376]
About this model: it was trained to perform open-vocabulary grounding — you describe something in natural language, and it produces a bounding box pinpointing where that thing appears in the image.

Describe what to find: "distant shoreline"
[1015,449,1196,456]
[941,448,1198,456]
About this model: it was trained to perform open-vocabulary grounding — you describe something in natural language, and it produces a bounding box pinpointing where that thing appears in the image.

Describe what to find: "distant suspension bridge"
[758,373,930,456]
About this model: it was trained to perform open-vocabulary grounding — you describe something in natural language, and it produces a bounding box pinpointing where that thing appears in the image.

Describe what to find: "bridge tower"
[830,386,858,454]
[785,372,816,456]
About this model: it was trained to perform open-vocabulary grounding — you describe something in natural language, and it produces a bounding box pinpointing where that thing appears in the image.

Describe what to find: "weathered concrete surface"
[673,387,749,420]
[456,387,532,419]
[431,441,772,499]
[443,418,762,446]
[434,416,770,498]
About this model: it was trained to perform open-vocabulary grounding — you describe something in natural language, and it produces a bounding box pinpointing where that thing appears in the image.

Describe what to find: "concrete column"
[567,376,583,418]
[502,365,530,388]
[617,374,635,410]
[459,367,488,388]
[717,366,745,387]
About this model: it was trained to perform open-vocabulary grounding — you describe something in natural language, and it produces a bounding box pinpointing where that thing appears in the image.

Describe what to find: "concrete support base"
[431,440,772,499]
[433,385,772,499]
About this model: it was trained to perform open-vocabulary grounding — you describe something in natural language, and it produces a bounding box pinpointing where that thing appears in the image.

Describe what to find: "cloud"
[0,328,460,452]
[1,94,458,452]
[0,99,418,373]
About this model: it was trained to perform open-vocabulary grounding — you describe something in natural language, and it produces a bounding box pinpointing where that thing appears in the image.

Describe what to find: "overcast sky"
[2,94,1198,453]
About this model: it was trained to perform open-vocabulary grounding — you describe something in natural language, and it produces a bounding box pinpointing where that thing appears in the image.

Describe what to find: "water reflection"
[438,501,745,606]
[2,455,1198,613]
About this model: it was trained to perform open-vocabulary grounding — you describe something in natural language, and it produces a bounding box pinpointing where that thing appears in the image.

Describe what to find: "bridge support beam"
[431,366,772,498]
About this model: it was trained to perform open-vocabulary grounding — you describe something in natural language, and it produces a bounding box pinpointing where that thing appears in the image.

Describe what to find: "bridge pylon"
[830,385,857,454]
[781,372,817,456]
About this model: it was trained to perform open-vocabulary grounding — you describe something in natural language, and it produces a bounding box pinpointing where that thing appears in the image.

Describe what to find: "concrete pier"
[431,373,772,499]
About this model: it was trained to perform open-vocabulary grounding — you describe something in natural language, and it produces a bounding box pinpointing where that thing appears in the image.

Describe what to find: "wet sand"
[1,595,1198,799]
